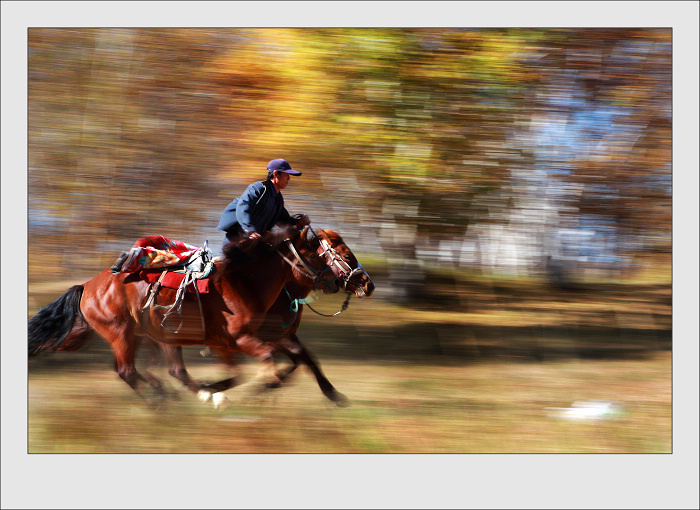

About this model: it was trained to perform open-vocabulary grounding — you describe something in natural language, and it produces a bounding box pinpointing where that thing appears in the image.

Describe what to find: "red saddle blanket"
[138,269,210,293]
[121,235,202,273]
[114,235,212,293]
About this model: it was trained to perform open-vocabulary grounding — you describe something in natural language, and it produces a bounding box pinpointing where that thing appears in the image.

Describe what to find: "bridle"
[278,226,373,327]
[277,237,338,293]
[316,234,372,297]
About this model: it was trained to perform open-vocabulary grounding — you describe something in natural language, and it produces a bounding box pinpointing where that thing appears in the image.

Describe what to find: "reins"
[279,226,375,328]
[282,286,352,328]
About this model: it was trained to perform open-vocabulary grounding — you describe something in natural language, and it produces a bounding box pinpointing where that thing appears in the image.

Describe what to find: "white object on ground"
[546,400,625,420]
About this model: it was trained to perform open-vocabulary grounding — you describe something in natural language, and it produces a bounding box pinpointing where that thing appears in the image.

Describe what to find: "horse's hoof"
[265,378,283,389]
[212,392,230,410]
[334,392,351,408]
[197,389,213,403]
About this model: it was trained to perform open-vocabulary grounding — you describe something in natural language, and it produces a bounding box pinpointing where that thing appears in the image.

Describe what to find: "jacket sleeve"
[216,198,239,232]
[236,182,266,233]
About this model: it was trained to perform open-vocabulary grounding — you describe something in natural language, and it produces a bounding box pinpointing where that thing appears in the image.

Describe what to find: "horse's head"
[277,225,342,295]
[316,229,375,299]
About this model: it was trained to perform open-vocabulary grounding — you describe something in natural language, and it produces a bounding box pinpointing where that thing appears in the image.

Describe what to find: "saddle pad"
[139,270,210,293]
[121,235,203,274]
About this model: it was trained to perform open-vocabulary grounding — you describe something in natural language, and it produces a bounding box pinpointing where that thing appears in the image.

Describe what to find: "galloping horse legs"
[133,335,172,396]
[276,333,350,407]
[161,345,206,394]
[154,343,241,406]
[196,346,241,394]
[154,338,275,407]
[227,333,279,388]
[87,318,165,400]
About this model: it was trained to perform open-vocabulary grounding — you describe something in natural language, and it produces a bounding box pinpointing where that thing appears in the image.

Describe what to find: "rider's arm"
[236,182,266,234]
[277,197,310,228]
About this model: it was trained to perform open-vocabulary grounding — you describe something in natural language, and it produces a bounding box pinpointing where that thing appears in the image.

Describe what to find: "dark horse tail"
[28,285,91,357]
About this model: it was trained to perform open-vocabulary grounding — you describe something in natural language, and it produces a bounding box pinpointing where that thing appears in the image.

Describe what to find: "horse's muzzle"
[350,275,374,298]
[363,279,375,297]
[320,276,342,294]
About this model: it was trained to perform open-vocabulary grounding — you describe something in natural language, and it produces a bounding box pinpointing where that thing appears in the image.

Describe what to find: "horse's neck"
[234,250,296,308]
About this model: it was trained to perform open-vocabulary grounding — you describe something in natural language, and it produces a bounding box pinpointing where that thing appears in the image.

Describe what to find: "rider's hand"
[249,231,262,241]
[296,215,311,228]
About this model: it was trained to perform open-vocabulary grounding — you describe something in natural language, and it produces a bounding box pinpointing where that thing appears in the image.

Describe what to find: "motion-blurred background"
[29,28,671,346]
[28,28,670,283]
[26,28,674,455]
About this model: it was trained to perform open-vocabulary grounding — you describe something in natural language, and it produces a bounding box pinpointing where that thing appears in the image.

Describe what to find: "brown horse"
[159,228,375,408]
[28,225,343,403]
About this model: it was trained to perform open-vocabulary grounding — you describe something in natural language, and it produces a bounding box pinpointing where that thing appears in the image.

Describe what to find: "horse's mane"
[221,223,301,274]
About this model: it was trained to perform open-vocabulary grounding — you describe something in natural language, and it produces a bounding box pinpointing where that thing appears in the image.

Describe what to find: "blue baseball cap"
[267,158,302,176]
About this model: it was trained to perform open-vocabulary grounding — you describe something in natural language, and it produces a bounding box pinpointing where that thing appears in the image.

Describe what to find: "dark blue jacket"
[217,180,294,236]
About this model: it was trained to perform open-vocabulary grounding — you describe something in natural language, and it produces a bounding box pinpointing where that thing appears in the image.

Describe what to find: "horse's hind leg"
[89,317,165,401]
[160,344,238,395]
[115,345,165,401]
[135,336,181,398]
[160,344,203,394]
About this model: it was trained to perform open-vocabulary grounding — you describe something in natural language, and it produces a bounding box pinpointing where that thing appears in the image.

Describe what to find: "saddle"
[140,249,214,335]
[137,253,214,294]
[110,235,214,334]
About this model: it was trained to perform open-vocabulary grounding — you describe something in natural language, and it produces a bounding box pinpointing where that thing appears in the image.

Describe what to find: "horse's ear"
[295,226,310,248]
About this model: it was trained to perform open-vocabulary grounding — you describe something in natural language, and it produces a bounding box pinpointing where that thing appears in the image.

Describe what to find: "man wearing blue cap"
[217,158,310,246]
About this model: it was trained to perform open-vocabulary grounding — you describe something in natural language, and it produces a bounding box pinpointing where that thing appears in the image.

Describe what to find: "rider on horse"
[217,158,311,247]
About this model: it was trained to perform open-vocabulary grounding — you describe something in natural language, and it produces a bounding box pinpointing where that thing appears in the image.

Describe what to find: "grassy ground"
[28,352,671,453]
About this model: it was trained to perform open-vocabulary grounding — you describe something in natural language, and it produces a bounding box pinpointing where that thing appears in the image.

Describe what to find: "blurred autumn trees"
[28,28,671,281]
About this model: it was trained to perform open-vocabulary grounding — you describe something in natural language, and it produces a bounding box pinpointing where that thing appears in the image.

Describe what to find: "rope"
[192,273,207,341]
[282,286,351,329]
[159,271,193,334]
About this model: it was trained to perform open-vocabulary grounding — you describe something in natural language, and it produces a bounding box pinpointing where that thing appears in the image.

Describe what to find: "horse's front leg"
[274,350,300,383]
[256,317,297,385]
[193,346,242,410]
[278,333,350,407]
[197,334,278,409]
[235,333,281,388]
